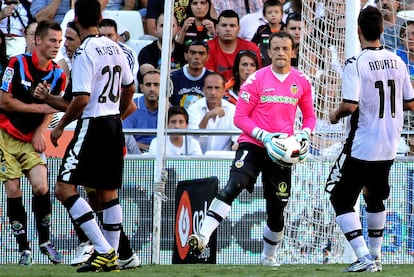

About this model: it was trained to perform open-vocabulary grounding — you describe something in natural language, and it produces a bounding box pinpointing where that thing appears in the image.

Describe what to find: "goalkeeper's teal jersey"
[342,46,414,161]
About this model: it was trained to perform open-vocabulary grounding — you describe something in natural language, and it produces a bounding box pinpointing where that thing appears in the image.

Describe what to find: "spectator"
[59,0,130,44]
[135,0,148,17]
[138,13,186,71]
[145,0,217,37]
[176,0,217,47]
[148,106,203,155]
[379,0,403,50]
[239,0,268,41]
[284,12,301,67]
[0,0,33,57]
[170,40,210,109]
[224,49,259,105]
[251,0,284,66]
[106,0,136,10]
[98,18,139,89]
[123,70,160,153]
[205,10,261,81]
[136,63,156,94]
[213,0,264,19]
[24,21,37,53]
[396,20,414,151]
[187,72,239,153]
[30,0,71,24]
[397,20,414,81]
[146,0,187,36]
[0,20,65,266]
[282,0,301,21]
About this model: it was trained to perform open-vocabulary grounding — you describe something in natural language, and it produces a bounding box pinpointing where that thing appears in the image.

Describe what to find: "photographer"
[0,0,33,57]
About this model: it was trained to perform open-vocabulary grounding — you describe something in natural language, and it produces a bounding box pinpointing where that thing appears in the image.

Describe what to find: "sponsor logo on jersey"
[260,95,298,105]
[21,80,31,87]
[276,182,289,197]
[175,190,192,260]
[11,221,23,231]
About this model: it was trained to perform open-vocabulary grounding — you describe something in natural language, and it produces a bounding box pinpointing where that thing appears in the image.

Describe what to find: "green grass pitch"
[1,264,414,277]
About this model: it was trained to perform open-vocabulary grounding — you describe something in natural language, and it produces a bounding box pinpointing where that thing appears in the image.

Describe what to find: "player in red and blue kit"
[188,31,316,266]
[0,20,66,266]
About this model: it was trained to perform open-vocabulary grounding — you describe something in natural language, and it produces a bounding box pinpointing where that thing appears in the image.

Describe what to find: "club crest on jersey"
[290,84,298,95]
[235,159,244,168]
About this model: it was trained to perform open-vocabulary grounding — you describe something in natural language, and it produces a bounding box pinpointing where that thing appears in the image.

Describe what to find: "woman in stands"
[224,50,259,105]
[176,0,217,47]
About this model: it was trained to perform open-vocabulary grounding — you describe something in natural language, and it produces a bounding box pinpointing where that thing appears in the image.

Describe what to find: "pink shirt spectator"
[235,65,316,146]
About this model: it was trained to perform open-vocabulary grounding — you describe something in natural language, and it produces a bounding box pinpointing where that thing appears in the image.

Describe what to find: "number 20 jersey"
[71,35,134,119]
[342,47,414,161]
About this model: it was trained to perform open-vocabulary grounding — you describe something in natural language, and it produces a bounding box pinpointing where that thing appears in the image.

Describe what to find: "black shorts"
[57,115,124,190]
[231,142,292,204]
[326,152,393,208]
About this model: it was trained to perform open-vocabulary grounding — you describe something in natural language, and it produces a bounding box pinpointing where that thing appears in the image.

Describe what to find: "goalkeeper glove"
[252,128,288,143]
[252,128,288,162]
[295,128,311,162]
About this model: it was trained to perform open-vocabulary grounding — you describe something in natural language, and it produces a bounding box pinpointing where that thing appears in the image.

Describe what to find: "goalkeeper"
[188,31,316,266]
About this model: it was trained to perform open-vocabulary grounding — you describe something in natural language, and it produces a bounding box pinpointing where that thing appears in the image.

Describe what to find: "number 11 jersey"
[342,46,414,161]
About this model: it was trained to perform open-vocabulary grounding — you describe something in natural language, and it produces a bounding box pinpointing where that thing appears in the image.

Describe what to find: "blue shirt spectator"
[30,0,71,24]
[123,96,158,151]
[123,70,160,153]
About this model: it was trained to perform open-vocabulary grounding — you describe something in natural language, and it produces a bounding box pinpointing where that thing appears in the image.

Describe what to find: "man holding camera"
[0,0,33,57]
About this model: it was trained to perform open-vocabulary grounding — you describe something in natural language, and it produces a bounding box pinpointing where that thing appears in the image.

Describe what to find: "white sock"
[69,197,112,254]
[199,198,231,241]
[102,203,122,252]
[336,212,370,259]
[366,211,386,259]
[262,225,283,257]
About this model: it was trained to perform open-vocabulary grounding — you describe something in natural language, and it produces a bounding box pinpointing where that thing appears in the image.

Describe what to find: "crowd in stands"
[1,0,414,156]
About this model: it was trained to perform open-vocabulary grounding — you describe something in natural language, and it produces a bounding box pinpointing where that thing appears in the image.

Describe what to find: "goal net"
[282,0,350,264]
[286,0,414,264]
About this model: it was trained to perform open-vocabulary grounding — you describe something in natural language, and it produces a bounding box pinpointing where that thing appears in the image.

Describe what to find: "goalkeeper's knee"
[217,174,249,205]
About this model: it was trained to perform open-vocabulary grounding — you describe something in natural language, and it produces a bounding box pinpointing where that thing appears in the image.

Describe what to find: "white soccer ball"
[271,135,301,167]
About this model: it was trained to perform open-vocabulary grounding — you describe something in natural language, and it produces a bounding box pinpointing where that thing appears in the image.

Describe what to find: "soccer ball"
[271,135,301,167]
